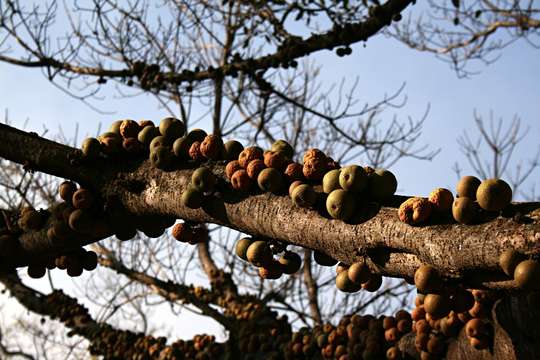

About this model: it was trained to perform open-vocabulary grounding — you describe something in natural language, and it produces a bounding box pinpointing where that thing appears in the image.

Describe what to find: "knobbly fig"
[398,197,432,225]
[313,250,337,267]
[246,240,272,267]
[456,175,481,199]
[348,261,371,285]
[322,169,341,194]
[172,223,193,243]
[368,168,397,201]
[452,197,477,224]
[150,146,173,169]
[326,189,355,221]
[159,117,185,140]
[263,151,287,171]
[137,125,160,146]
[303,148,326,162]
[279,251,302,274]
[271,139,294,159]
[238,146,264,168]
[414,265,441,294]
[235,238,254,261]
[191,167,216,193]
[499,249,525,277]
[224,140,244,160]
[225,160,242,179]
[246,159,266,179]
[303,157,327,180]
[59,181,77,202]
[72,188,94,209]
[200,134,224,160]
[188,141,204,161]
[339,165,368,193]
[181,187,203,209]
[476,178,512,212]
[336,270,361,293]
[230,169,252,192]
[291,184,317,208]
[257,168,283,193]
[68,209,94,234]
[119,119,140,139]
[514,260,540,290]
[289,180,304,197]
[428,188,454,212]
[149,135,169,152]
[284,162,304,182]
[81,137,101,159]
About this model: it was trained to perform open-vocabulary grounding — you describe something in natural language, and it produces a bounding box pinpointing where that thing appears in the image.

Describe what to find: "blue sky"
[0,2,539,344]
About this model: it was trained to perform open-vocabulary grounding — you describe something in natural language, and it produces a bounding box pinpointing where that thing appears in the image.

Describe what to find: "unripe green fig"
[279,251,302,274]
[173,136,192,159]
[456,175,481,199]
[181,187,203,209]
[186,128,207,142]
[137,125,160,146]
[322,169,341,194]
[257,168,283,193]
[514,260,540,290]
[224,140,244,161]
[81,137,101,159]
[159,117,186,140]
[108,120,123,134]
[291,184,317,208]
[336,270,361,293]
[271,139,294,159]
[191,167,216,193]
[246,240,272,267]
[348,261,371,285]
[235,237,254,261]
[326,189,355,221]
[313,250,337,266]
[339,165,368,193]
[414,265,441,294]
[149,135,169,152]
[368,169,397,201]
[150,146,173,169]
[452,197,477,224]
[476,178,512,212]
[499,249,525,277]
[423,293,451,319]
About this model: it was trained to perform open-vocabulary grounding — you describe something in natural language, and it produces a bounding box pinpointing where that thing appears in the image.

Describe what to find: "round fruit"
[367,169,397,201]
[289,180,304,197]
[514,260,540,290]
[246,240,272,267]
[339,165,368,193]
[235,238,254,260]
[348,261,370,285]
[452,197,477,224]
[336,270,361,293]
[322,169,341,194]
[361,273,382,292]
[188,141,203,161]
[150,146,173,169]
[238,146,264,168]
[279,251,302,274]
[259,260,283,280]
[159,117,185,140]
[257,168,283,193]
[465,318,487,338]
[27,264,46,279]
[59,181,77,202]
[246,159,266,179]
[303,157,327,180]
[137,125,160,146]
[191,167,216,193]
[81,137,101,159]
[171,223,193,243]
[100,135,122,155]
[230,169,252,192]
[82,251,98,271]
[181,187,203,209]
[263,151,287,171]
[108,120,123,134]
[172,136,191,159]
[68,209,94,234]
[271,139,294,159]
[225,160,242,179]
[291,184,317,208]
[72,188,94,209]
[200,134,224,160]
[186,128,207,142]
[476,178,512,212]
[428,188,454,212]
[123,137,144,154]
[284,162,304,182]
[414,265,441,294]
[423,294,451,319]
[499,249,525,277]
[398,197,432,225]
[456,175,481,199]
[119,119,140,139]
[138,120,154,128]
[313,251,337,267]
[326,189,355,221]
[224,140,244,160]
[149,135,169,152]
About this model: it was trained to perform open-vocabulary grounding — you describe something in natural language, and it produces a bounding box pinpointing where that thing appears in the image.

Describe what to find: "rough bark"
[0,124,539,292]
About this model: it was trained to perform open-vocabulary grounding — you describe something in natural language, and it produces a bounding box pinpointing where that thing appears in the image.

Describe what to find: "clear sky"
[0,2,539,347]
